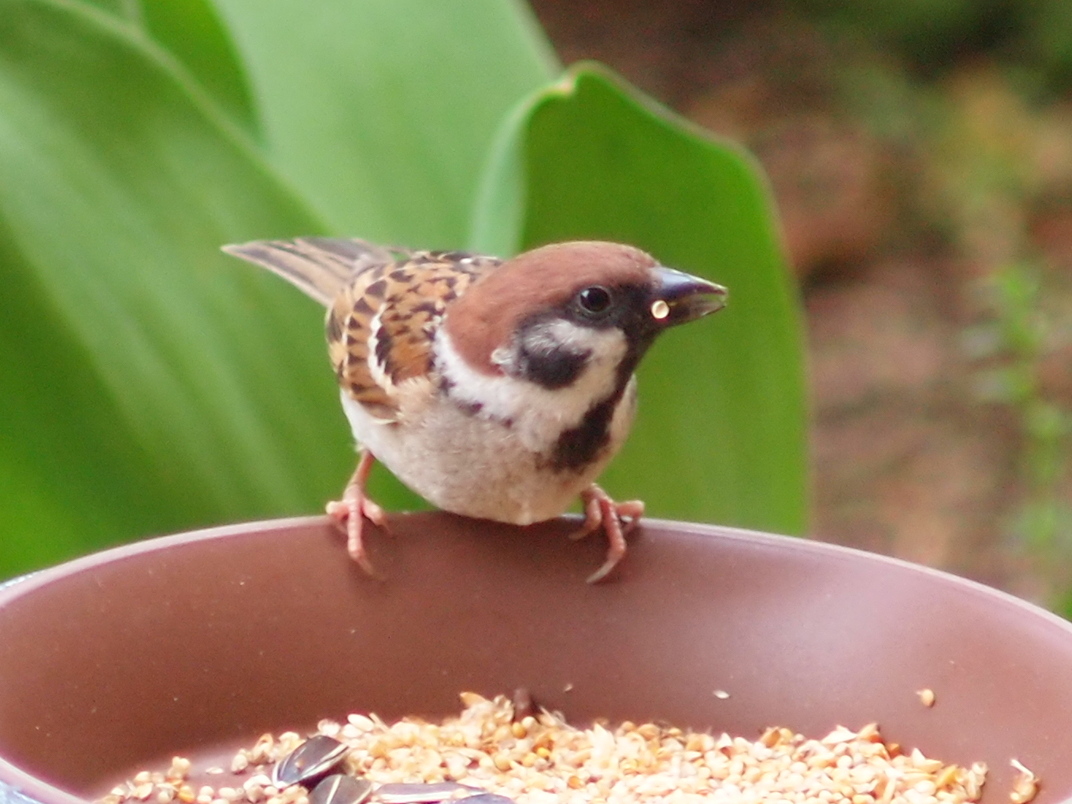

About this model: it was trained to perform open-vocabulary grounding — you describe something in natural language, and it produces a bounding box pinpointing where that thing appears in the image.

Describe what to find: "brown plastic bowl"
[1,514,1071,804]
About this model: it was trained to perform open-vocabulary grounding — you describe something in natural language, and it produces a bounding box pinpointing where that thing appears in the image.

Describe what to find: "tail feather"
[222,237,404,306]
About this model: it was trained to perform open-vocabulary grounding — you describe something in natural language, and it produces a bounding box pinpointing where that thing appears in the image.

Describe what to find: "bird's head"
[442,240,727,394]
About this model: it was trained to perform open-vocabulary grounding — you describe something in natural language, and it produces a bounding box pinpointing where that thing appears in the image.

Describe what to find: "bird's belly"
[340,393,615,525]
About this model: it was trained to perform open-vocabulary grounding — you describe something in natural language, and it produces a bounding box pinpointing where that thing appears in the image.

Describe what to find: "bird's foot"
[326,450,389,578]
[570,484,644,583]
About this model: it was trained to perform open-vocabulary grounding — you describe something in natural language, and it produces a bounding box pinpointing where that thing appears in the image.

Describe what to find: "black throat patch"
[548,392,621,471]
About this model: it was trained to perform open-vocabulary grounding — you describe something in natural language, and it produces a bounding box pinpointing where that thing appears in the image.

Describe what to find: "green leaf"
[472,65,808,535]
[74,0,257,131]
[137,0,257,132]
[211,0,559,244]
[0,0,350,575]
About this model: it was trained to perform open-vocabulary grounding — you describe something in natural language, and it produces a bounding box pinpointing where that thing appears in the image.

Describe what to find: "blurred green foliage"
[0,0,805,578]
[797,0,1072,96]
[968,263,1072,606]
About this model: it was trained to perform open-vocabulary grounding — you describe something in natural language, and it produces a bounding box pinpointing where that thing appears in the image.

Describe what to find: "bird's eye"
[576,285,613,315]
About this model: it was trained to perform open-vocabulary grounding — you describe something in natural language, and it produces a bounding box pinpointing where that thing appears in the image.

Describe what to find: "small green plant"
[968,262,1072,604]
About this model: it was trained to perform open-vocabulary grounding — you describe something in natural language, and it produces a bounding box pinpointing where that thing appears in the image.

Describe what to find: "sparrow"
[223,238,726,582]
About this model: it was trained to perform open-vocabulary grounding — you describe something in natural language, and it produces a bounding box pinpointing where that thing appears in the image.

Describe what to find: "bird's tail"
[222,237,404,306]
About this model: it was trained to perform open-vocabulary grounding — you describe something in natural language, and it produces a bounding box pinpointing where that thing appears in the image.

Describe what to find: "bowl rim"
[2,514,1071,804]
[3,514,1069,636]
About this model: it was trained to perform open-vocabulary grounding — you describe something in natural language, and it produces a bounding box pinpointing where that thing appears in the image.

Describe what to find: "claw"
[326,449,388,578]
[570,484,644,583]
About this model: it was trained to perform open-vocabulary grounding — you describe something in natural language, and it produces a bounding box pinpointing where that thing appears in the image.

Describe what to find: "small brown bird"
[223,238,726,582]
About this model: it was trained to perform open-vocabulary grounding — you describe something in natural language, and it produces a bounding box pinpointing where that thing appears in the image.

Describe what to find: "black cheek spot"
[518,342,590,390]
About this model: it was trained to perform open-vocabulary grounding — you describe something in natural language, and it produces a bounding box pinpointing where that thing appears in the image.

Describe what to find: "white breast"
[338,329,638,524]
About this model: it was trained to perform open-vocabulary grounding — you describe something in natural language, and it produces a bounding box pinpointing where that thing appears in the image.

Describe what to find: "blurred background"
[528,0,1072,604]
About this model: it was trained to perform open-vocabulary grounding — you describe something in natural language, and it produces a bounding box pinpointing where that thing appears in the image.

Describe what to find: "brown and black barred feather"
[224,238,500,422]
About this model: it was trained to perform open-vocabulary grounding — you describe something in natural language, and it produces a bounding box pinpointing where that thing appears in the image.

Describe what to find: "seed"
[1010,759,1038,804]
[636,723,660,741]
[305,775,372,804]
[103,693,997,804]
[917,689,937,707]
[272,735,348,787]
[858,723,881,742]
[492,754,512,772]
[317,721,341,738]
[346,715,375,732]
[372,781,481,803]
[759,728,782,748]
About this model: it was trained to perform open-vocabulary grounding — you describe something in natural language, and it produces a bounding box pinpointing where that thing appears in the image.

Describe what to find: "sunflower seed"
[308,775,373,804]
[371,782,482,803]
[272,735,349,787]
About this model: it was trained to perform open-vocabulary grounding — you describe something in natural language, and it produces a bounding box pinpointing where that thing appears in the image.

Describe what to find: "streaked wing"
[328,251,501,422]
[222,237,413,306]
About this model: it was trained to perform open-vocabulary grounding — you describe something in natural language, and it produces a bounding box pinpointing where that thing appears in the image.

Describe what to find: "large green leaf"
[138,0,257,132]
[75,0,257,132]
[472,65,808,534]
[0,0,348,575]
[210,0,558,244]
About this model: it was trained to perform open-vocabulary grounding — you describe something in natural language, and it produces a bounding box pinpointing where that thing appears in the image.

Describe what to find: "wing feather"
[222,237,411,306]
[328,251,501,422]
[225,238,501,422]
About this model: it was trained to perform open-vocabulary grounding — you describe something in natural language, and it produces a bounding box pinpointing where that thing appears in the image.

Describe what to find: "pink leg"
[570,484,645,583]
[325,449,388,577]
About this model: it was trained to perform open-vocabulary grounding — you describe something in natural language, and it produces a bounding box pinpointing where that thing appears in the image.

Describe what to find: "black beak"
[650,266,727,326]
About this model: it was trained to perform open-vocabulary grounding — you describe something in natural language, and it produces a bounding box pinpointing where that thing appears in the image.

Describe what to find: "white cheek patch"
[435,326,629,454]
[518,318,626,370]
[579,325,631,371]
[516,319,594,358]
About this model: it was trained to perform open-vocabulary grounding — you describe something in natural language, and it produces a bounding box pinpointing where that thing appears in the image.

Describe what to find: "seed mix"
[102,692,1036,804]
